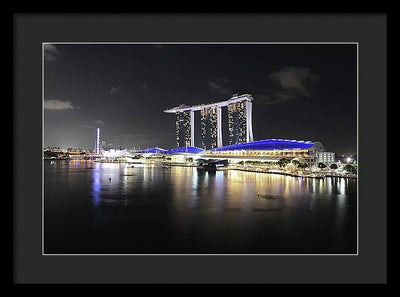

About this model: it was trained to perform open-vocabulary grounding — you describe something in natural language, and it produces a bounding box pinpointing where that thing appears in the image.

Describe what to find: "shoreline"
[46,159,357,179]
[229,167,357,179]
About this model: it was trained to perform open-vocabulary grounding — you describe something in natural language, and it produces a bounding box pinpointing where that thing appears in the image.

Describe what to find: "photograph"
[43,42,358,255]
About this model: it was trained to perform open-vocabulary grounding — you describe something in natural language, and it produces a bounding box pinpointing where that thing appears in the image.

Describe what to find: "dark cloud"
[108,86,131,95]
[206,79,232,96]
[270,66,319,96]
[93,120,105,125]
[254,93,292,105]
[256,67,320,105]
[108,86,121,94]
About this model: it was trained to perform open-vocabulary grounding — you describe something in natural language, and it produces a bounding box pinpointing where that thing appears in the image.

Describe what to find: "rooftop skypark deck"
[164,94,253,113]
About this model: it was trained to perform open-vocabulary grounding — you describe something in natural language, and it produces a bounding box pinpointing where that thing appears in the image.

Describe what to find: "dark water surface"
[44,160,357,254]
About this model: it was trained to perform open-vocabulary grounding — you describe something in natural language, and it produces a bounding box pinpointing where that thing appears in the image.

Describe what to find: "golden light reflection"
[77,162,355,219]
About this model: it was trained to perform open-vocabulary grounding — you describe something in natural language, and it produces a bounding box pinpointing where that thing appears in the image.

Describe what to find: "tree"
[330,163,338,170]
[291,159,300,167]
[344,164,357,174]
[186,157,193,163]
[277,158,290,168]
[298,163,308,170]
[318,162,327,169]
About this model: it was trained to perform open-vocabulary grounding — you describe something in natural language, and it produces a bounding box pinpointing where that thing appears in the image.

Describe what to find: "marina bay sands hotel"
[164,94,254,150]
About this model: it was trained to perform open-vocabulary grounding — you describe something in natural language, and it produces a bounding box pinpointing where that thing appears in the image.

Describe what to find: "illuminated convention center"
[135,140,332,165]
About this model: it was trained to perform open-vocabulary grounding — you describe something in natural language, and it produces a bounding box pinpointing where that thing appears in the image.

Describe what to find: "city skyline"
[44,43,357,155]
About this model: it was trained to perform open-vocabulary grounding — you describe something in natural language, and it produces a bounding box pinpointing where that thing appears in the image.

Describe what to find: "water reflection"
[91,163,101,207]
[86,164,354,211]
[45,161,357,254]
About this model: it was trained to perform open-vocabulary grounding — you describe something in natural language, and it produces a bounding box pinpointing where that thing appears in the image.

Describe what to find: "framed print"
[14,13,387,284]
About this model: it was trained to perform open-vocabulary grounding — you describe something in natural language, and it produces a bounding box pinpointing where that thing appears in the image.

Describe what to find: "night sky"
[44,43,357,155]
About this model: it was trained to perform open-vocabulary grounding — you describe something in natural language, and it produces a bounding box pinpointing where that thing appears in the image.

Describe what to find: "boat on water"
[257,193,285,200]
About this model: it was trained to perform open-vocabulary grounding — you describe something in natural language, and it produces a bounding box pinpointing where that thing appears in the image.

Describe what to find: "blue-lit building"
[211,139,319,152]
[162,147,204,154]
[203,139,328,163]
[135,146,203,155]
[136,147,166,154]
[159,146,204,164]
[131,140,334,167]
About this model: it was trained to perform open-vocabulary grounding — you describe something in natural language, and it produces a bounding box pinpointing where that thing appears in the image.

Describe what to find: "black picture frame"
[13,13,387,284]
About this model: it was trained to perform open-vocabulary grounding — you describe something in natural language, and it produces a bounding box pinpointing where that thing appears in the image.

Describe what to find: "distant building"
[227,96,253,145]
[101,147,127,160]
[228,101,246,145]
[176,111,192,147]
[315,151,335,165]
[95,128,101,154]
[43,146,62,153]
[201,107,218,150]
